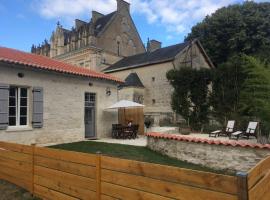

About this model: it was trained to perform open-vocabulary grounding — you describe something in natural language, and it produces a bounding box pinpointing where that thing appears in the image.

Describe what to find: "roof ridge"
[104,41,190,72]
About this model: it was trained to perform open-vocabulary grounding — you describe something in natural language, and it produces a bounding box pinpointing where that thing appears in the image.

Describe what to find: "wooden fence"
[247,156,270,200]
[0,141,269,200]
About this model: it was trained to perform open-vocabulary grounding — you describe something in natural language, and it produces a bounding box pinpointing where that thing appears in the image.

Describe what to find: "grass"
[50,141,234,175]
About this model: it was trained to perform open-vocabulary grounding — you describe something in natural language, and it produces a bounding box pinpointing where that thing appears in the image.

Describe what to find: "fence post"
[236,172,249,200]
[96,151,101,200]
[31,143,36,197]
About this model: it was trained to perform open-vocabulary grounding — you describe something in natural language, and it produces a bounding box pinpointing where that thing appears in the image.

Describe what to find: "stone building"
[31,0,215,126]
[31,0,145,72]
[0,47,121,145]
[104,39,214,125]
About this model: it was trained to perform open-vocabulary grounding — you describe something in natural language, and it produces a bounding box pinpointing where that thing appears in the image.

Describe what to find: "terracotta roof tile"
[146,132,270,150]
[0,46,123,83]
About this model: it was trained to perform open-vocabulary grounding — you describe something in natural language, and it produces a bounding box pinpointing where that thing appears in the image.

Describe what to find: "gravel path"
[0,180,38,200]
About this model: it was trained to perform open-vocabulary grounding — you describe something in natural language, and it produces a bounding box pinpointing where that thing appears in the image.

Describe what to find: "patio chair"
[209,120,235,138]
[112,124,122,138]
[131,124,139,139]
[230,121,258,140]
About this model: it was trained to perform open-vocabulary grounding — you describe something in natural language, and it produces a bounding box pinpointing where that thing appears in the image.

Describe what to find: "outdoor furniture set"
[112,124,139,139]
[209,120,258,140]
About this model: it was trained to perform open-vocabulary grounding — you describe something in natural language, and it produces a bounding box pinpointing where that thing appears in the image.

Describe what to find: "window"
[152,77,155,82]
[152,99,156,104]
[79,62,84,67]
[8,87,29,126]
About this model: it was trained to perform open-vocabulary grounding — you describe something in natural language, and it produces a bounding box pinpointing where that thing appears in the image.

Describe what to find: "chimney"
[117,0,130,12]
[92,11,104,24]
[147,39,162,52]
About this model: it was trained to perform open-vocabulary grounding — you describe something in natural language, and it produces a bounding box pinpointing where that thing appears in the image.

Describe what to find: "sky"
[0,0,269,52]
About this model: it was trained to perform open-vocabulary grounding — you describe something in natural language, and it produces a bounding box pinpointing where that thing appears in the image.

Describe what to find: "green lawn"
[50,141,234,175]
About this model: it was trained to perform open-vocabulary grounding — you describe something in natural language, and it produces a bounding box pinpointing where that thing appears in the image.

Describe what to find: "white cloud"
[34,0,269,35]
[34,0,116,20]
[130,0,237,35]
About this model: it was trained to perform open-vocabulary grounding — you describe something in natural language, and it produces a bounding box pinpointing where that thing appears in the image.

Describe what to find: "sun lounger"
[209,130,222,137]
[209,120,235,138]
[230,122,258,140]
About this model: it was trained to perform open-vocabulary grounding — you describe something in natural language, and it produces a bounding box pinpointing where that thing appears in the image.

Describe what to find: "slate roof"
[122,73,144,88]
[104,41,190,72]
[0,47,123,83]
[94,12,116,36]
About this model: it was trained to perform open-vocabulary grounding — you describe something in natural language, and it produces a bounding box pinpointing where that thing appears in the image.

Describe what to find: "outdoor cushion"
[211,130,221,134]
[232,131,242,136]
[209,130,222,137]
[246,122,258,133]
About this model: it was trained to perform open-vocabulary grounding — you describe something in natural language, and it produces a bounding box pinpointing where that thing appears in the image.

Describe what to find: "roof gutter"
[0,60,123,84]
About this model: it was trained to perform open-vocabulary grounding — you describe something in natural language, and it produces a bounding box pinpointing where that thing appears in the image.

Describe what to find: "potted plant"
[179,121,191,135]
[144,117,154,129]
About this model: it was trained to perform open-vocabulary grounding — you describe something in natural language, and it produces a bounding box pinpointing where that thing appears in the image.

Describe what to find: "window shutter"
[0,84,9,130]
[32,87,43,128]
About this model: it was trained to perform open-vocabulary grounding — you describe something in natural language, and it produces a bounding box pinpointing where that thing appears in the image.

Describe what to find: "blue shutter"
[32,87,43,128]
[0,84,9,130]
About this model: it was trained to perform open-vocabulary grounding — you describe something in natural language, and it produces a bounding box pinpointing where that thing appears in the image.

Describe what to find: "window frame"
[8,86,30,127]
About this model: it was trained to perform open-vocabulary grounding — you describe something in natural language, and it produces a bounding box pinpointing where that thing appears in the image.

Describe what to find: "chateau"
[31,0,145,72]
[32,0,214,125]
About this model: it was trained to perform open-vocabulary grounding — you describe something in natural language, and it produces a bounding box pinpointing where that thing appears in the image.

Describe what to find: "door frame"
[84,92,97,139]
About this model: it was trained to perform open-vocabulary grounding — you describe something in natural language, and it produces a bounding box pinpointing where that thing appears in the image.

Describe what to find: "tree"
[186,1,270,66]
[239,55,270,136]
[167,67,211,130]
[210,55,247,124]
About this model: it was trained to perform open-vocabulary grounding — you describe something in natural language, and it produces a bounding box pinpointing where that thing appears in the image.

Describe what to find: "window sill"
[6,126,33,132]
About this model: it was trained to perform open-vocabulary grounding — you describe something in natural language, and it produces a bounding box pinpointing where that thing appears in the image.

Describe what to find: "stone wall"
[108,61,174,115]
[0,64,118,145]
[108,42,213,125]
[147,135,270,172]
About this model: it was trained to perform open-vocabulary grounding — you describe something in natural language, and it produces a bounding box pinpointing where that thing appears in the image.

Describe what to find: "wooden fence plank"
[0,141,32,154]
[248,170,270,200]
[0,171,32,191]
[101,182,173,200]
[0,149,32,163]
[34,184,79,200]
[101,169,237,200]
[101,195,119,200]
[101,156,237,195]
[34,165,96,192]
[0,163,32,181]
[34,175,96,200]
[35,147,97,166]
[35,156,96,179]
[248,156,270,190]
[0,156,32,173]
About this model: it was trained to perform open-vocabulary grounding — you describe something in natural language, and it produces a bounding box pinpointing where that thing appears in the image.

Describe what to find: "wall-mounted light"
[18,73,24,78]
[89,82,93,87]
[106,87,111,96]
